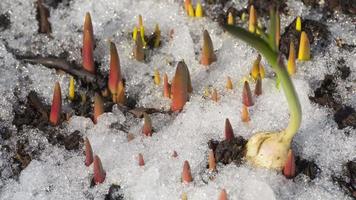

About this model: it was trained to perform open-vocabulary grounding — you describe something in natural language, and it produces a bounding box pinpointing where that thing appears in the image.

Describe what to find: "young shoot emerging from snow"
[223,8,302,170]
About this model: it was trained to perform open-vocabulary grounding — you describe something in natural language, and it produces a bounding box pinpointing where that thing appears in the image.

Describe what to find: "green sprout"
[223,9,302,170]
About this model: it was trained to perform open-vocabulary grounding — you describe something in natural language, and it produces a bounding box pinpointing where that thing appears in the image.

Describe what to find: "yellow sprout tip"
[188,4,195,17]
[298,31,310,61]
[69,76,75,101]
[287,41,296,75]
[133,27,138,42]
[195,1,203,17]
[248,5,257,33]
[226,76,233,90]
[154,69,161,85]
[296,17,302,32]
[227,12,234,25]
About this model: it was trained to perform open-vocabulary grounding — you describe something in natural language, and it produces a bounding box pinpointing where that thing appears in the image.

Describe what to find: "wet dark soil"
[301,0,356,15]
[43,0,72,9]
[248,0,288,16]
[309,68,356,130]
[280,18,331,57]
[208,136,247,166]
[295,156,321,180]
[0,13,11,31]
[105,184,125,200]
[333,160,356,199]
[12,90,51,132]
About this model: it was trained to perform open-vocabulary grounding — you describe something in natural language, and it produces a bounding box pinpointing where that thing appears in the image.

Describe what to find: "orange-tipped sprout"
[218,189,228,200]
[163,73,171,98]
[224,118,234,141]
[241,104,250,122]
[226,76,233,90]
[93,93,104,124]
[227,12,234,25]
[254,74,262,96]
[208,149,216,172]
[142,113,153,136]
[82,13,95,74]
[84,12,93,44]
[184,0,191,14]
[138,153,145,166]
[84,137,93,166]
[250,54,262,80]
[108,42,122,95]
[287,41,296,75]
[115,81,126,105]
[283,149,296,179]
[182,160,193,184]
[242,81,254,107]
[82,29,95,74]
[298,31,310,61]
[200,30,217,66]
[248,5,257,33]
[93,155,106,184]
[154,69,161,85]
[49,82,62,126]
[195,1,203,17]
[171,61,191,112]
[211,88,219,102]
[133,32,145,62]
[188,3,195,17]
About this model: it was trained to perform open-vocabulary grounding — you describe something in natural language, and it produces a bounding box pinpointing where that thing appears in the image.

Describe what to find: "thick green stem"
[265,55,302,144]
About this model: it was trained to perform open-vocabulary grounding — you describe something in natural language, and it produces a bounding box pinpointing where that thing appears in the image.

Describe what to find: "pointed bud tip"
[242,81,254,107]
[227,12,234,25]
[208,149,216,172]
[283,149,296,179]
[84,137,93,166]
[200,30,217,66]
[224,118,234,141]
[93,93,104,124]
[142,113,153,136]
[182,160,193,184]
[241,105,250,122]
[138,153,145,166]
[298,31,310,61]
[93,155,106,184]
[49,82,62,126]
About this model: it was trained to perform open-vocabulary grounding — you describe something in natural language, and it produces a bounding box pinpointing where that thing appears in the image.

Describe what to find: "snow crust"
[0,0,355,199]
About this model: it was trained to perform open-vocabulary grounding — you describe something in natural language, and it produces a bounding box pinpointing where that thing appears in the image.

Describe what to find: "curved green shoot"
[222,12,302,144]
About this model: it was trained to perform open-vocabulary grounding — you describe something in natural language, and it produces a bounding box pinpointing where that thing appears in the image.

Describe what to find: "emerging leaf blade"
[223,24,276,63]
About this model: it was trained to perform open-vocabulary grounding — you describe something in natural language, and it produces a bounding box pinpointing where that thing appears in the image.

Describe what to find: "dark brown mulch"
[105,184,125,200]
[295,156,321,180]
[248,0,288,17]
[280,18,331,58]
[302,0,356,15]
[332,160,356,199]
[208,136,247,166]
[309,71,356,130]
[0,13,11,31]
